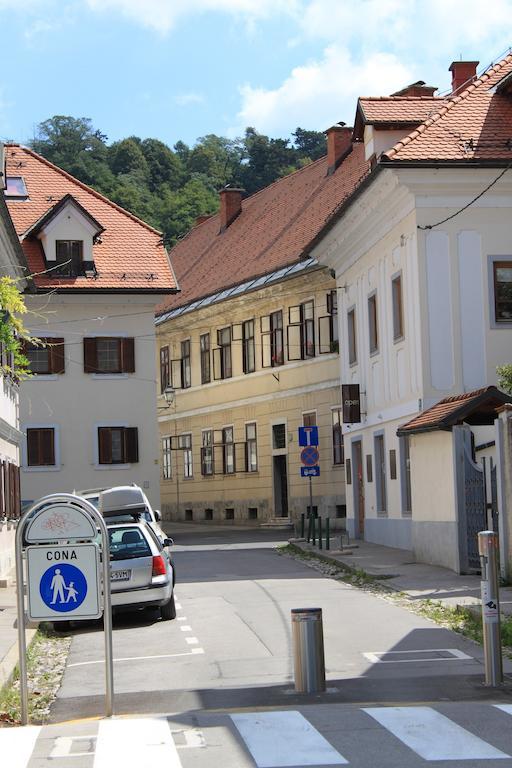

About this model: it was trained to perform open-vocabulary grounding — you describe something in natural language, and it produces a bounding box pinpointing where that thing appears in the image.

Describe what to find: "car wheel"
[161,594,176,621]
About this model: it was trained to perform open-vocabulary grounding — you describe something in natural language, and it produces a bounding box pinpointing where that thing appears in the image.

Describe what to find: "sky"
[0,0,511,149]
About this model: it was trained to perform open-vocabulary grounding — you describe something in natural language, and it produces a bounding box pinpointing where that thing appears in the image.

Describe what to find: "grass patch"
[0,623,71,725]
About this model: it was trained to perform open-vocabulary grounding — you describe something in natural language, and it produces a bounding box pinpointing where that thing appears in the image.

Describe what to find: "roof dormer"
[24,194,104,278]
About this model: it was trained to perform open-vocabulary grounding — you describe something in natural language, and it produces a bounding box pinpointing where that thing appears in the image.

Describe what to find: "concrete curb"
[0,627,38,693]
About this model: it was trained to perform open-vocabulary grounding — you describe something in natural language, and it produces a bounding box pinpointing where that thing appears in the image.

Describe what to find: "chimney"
[219,186,244,232]
[449,61,479,95]
[391,81,437,98]
[325,125,352,175]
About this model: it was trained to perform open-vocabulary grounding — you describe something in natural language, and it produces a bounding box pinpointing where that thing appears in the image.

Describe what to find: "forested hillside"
[30,117,326,247]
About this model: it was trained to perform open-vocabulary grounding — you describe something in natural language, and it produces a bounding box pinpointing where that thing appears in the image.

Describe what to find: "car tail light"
[152,555,166,577]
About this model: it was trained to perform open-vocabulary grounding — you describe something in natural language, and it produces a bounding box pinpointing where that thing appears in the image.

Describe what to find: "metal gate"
[462,442,486,571]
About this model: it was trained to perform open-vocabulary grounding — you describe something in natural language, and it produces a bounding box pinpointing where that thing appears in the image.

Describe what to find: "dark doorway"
[273,455,289,516]
[352,440,365,538]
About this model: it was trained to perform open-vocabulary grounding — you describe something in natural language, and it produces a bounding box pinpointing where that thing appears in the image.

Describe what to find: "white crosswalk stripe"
[93,718,183,767]
[363,706,510,761]
[1,725,41,768]
[231,710,348,766]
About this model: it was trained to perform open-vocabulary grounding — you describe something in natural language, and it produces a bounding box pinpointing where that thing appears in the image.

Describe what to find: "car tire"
[161,594,176,621]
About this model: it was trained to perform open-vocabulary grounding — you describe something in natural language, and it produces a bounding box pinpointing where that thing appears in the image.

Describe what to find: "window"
[201,430,214,476]
[261,310,284,367]
[332,408,344,465]
[392,274,404,340]
[493,261,512,322]
[4,176,28,199]
[272,423,286,449]
[347,308,357,365]
[368,293,378,354]
[223,426,235,474]
[213,327,232,379]
[242,320,256,374]
[27,428,55,467]
[200,333,211,384]
[160,346,170,393]
[288,300,315,360]
[55,240,83,277]
[180,434,193,478]
[245,423,258,472]
[319,291,339,353]
[389,449,397,480]
[25,338,65,375]
[0,460,21,519]
[84,337,135,374]
[366,454,373,482]
[374,434,387,513]
[98,427,138,464]
[181,340,191,388]
[162,436,172,479]
[303,412,316,427]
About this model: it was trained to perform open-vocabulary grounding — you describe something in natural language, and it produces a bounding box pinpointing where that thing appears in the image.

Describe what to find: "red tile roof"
[4,145,177,293]
[358,96,445,125]
[384,54,512,162]
[156,144,369,314]
[397,386,512,435]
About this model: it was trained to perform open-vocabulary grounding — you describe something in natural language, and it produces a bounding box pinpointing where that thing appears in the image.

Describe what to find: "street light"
[163,385,175,407]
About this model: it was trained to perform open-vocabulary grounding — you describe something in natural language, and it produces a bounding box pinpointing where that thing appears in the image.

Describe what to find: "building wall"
[313,166,512,559]
[157,267,346,526]
[20,293,162,509]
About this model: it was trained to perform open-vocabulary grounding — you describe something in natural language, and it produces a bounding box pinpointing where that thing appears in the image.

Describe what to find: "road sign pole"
[309,475,313,524]
[478,531,503,686]
[15,517,29,725]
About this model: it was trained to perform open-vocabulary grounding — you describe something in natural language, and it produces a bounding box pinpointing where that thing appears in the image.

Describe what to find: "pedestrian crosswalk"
[2,703,512,767]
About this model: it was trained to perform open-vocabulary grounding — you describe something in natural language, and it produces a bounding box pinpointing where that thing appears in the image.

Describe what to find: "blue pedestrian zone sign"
[40,563,88,613]
[298,426,319,446]
[301,466,320,477]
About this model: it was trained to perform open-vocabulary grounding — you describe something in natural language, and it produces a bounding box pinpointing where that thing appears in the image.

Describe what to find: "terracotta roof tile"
[5,145,177,292]
[397,386,511,435]
[384,54,512,162]
[156,145,370,314]
[358,96,446,125]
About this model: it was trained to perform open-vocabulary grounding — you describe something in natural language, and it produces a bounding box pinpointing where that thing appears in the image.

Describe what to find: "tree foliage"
[30,116,326,246]
[0,277,33,379]
[497,365,512,394]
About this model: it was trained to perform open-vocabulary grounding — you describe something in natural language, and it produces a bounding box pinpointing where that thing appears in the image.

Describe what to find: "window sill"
[393,335,405,345]
[28,374,59,382]
[94,463,131,470]
[91,373,129,380]
[23,465,61,472]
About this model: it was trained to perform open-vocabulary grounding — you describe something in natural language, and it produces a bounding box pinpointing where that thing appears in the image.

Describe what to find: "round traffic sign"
[39,563,88,613]
[301,446,319,467]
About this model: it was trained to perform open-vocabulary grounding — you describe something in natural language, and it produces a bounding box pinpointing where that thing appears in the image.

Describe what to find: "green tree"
[108,137,149,179]
[497,365,512,394]
[141,138,184,191]
[292,127,326,161]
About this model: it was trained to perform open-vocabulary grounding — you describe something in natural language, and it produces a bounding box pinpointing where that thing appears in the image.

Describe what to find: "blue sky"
[1,0,511,149]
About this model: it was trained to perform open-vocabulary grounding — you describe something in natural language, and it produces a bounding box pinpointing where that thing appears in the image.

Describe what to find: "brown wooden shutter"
[27,429,40,466]
[13,464,20,517]
[121,338,135,373]
[50,338,65,374]
[83,338,98,373]
[41,429,55,466]
[98,427,112,464]
[124,427,139,463]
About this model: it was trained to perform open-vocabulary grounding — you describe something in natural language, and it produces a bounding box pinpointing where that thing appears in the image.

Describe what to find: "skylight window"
[4,176,28,199]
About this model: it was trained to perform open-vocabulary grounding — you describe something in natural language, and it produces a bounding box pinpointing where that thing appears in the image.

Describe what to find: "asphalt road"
[17,526,512,767]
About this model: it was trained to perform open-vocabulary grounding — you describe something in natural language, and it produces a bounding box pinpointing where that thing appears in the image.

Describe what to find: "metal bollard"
[478,531,503,686]
[318,517,323,549]
[291,608,326,693]
[300,513,305,539]
[326,518,330,550]
[307,513,313,543]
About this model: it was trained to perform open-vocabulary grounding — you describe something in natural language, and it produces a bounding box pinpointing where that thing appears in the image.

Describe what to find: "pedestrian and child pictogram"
[39,563,88,613]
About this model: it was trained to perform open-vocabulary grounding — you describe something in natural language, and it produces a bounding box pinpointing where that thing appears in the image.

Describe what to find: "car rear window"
[108,527,152,561]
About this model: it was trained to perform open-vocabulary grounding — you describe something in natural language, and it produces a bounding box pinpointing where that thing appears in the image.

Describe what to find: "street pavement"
[3,524,512,767]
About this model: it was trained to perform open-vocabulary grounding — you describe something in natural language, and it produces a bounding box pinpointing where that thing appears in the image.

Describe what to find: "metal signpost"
[299,427,320,521]
[478,530,503,686]
[15,493,114,724]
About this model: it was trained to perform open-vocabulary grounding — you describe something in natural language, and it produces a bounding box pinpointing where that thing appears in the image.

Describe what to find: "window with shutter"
[98,426,138,464]
[84,338,135,374]
[160,346,170,393]
[200,334,211,384]
[26,337,65,374]
[27,428,55,466]
[287,301,315,360]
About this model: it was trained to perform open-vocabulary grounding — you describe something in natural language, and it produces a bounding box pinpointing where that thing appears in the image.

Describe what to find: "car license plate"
[111,569,131,582]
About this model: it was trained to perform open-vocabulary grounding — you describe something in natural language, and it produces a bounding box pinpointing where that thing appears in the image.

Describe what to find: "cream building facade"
[157,264,345,525]
[313,57,512,563]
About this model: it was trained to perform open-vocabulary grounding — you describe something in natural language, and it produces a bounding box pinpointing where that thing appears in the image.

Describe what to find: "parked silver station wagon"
[107,521,175,620]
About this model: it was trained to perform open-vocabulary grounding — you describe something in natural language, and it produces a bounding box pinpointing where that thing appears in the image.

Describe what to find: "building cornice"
[0,415,23,446]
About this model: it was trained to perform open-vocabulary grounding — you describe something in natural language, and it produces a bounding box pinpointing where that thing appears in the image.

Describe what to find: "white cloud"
[85,0,299,34]
[235,46,412,134]
[175,92,205,106]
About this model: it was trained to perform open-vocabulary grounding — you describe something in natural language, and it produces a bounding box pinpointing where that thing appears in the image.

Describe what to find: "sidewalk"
[0,576,37,692]
[289,537,512,617]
